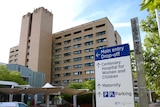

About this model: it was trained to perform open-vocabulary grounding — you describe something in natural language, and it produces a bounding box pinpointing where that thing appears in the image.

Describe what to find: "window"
[85,55,94,59]
[85,62,94,67]
[96,31,106,36]
[55,54,61,58]
[74,37,82,42]
[84,34,93,39]
[64,40,71,44]
[10,55,13,58]
[74,64,82,68]
[63,79,71,83]
[22,77,29,82]
[74,30,81,34]
[73,79,82,82]
[64,46,71,50]
[56,36,62,39]
[74,43,82,48]
[85,48,94,53]
[55,42,61,46]
[64,59,71,63]
[10,50,14,53]
[55,48,61,52]
[85,70,95,74]
[74,71,82,75]
[74,50,82,55]
[55,61,61,64]
[54,74,61,77]
[84,27,93,31]
[64,33,71,37]
[64,52,71,56]
[54,67,61,71]
[96,38,107,43]
[84,41,93,46]
[85,78,95,81]
[96,24,105,28]
[63,73,71,76]
[97,45,107,49]
[54,80,61,84]
[64,66,71,70]
[74,57,82,61]
[26,59,29,62]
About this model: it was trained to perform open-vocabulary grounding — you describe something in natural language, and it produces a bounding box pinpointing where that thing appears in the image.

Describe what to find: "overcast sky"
[0,0,148,63]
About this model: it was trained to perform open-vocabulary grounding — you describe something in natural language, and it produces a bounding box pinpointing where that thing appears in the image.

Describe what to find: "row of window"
[54,77,95,84]
[54,62,94,71]
[9,59,18,63]
[10,49,18,53]
[55,53,94,59]
[55,55,94,64]
[9,54,18,58]
[54,70,94,77]
[55,31,106,46]
[55,24,106,40]
[55,44,106,54]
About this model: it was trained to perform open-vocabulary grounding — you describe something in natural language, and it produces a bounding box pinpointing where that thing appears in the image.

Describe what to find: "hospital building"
[8,7,121,85]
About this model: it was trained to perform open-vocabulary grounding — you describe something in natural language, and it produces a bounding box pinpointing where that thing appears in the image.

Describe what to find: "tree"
[68,82,84,89]
[130,51,137,78]
[140,12,160,95]
[140,0,160,11]
[67,80,95,105]
[0,65,28,85]
[68,80,95,91]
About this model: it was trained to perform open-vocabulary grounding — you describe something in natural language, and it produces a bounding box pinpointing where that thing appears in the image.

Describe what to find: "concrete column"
[73,95,77,107]
[46,94,49,107]
[9,85,14,102]
[149,91,153,103]
[21,94,24,102]
[9,94,13,102]
[34,94,37,105]
[92,90,95,107]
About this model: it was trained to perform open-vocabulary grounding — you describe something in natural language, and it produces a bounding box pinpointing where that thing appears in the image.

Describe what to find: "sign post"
[131,17,148,107]
[95,44,134,107]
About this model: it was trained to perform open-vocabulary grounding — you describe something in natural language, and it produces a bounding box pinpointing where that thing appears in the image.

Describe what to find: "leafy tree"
[68,82,84,89]
[140,0,160,11]
[130,51,137,78]
[0,65,28,85]
[68,80,95,91]
[67,80,95,105]
[140,12,160,95]
[83,80,95,91]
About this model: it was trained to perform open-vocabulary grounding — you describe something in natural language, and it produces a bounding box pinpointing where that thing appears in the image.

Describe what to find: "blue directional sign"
[95,44,130,61]
[95,43,134,107]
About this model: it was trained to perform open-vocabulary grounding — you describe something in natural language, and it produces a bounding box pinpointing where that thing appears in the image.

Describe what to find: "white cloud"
[0,0,89,63]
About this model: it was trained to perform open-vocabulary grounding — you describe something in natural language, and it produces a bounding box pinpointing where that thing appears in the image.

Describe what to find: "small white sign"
[95,44,134,107]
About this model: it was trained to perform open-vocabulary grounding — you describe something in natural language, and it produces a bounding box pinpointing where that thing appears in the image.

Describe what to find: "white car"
[0,102,28,107]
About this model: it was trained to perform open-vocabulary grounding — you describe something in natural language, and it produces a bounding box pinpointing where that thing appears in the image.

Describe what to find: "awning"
[0,87,92,95]
[0,88,23,94]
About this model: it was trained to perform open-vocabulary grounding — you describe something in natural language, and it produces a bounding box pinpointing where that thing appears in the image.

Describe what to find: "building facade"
[9,7,53,82]
[9,7,121,85]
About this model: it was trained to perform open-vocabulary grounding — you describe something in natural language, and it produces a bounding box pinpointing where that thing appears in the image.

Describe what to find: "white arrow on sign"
[96,53,100,58]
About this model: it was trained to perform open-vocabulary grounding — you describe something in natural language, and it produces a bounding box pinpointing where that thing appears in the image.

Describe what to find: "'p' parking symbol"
[103,91,115,97]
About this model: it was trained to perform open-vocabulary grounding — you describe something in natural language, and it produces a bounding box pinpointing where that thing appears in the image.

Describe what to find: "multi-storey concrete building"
[9,7,53,83]
[9,7,121,85]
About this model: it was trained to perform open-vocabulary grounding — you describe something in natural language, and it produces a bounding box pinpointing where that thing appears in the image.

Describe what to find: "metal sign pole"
[131,17,149,107]
[155,9,160,36]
